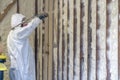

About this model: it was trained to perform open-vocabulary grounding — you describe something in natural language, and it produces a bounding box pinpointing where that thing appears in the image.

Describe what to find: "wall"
[35,0,119,80]
[0,0,119,80]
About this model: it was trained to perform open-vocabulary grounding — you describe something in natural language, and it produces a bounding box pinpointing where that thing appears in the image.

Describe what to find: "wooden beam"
[96,0,107,80]
[80,0,88,80]
[48,0,54,79]
[42,0,49,80]
[74,0,80,80]
[88,0,96,80]
[37,0,43,80]
[68,0,74,80]
[57,0,63,80]
[62,0,68,80]
[106,0,118,80]
[53,0,58,80]
[58,0,63,80]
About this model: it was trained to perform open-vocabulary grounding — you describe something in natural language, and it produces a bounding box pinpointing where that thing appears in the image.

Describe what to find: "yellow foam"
[0,54,6,59]
[0,63,7,71]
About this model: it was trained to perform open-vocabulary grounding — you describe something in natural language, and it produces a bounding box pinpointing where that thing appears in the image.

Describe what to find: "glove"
[36,13,48,20]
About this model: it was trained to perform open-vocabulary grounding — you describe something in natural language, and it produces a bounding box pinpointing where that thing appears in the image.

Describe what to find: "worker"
[7,13,48,80]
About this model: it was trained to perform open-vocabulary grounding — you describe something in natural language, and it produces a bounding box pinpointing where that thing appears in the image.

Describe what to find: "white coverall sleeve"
[17,17,42,39]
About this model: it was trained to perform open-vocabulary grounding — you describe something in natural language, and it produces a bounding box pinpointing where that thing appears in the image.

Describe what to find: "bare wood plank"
[53,0,58,80]
[96,0,107,80]
[42,0,49,80]
[39,25,43,80]
[42,55,48,80]
[88,0,96,80]
[74,0,80,80]
[62,0,68,80]
[48,0,54,79]
[38,0,44,80]
[106,0,118,80]
[37,24,42,80]
[37,6,40,80]
[44,0,49,55]
[58,0,63,80]
[68,0,74,80]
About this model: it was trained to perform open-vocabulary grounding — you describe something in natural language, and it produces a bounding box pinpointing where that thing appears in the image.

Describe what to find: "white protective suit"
[7,13,42,80]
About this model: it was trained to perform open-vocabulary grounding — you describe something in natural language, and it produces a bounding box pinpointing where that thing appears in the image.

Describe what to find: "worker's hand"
[36,13,48,20]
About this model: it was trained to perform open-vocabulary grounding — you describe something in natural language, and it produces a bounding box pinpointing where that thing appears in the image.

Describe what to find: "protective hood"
[11,13,25,28]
